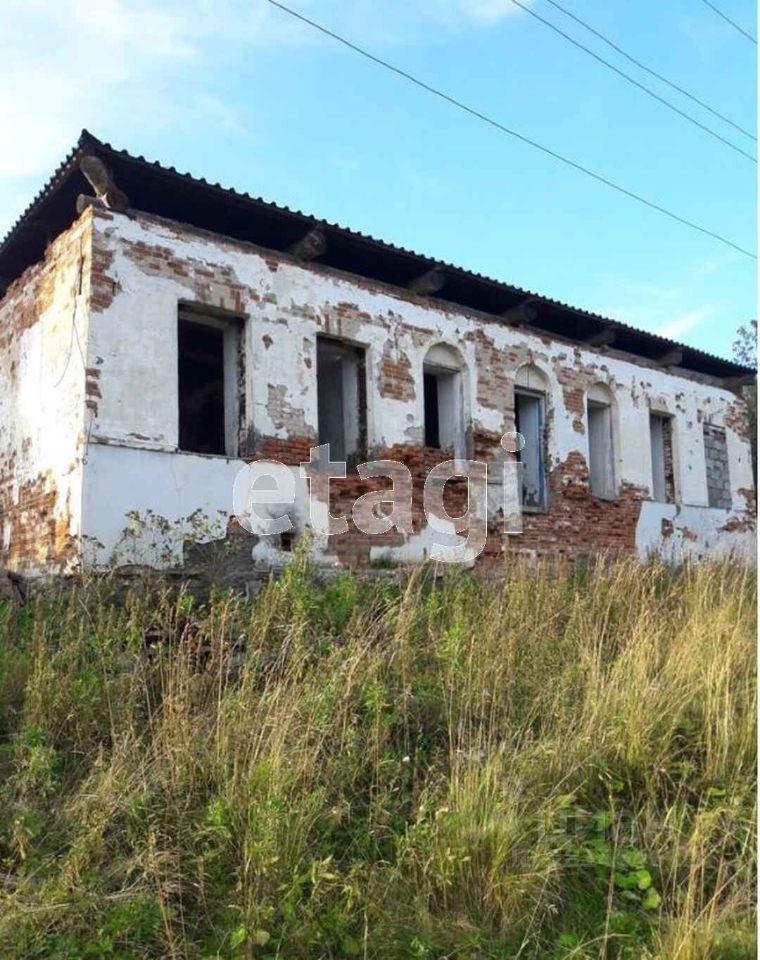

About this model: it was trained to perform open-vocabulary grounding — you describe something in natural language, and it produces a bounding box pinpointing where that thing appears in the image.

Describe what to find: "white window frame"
[649,411,675,503]
[422,343,467,458]
[515,386,548,510]
[586,384,617,500]
[316,335,368,464]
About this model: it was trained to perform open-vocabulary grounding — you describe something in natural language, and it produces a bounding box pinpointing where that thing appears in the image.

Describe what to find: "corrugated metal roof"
[0,129,753,380]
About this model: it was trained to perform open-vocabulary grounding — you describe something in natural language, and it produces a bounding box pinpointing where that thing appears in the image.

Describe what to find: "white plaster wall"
[82,443,332,569]
[80,210,755,568]
[636,502,755,562]
[82,443,243,566]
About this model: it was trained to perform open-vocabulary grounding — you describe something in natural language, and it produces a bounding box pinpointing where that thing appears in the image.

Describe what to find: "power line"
[542,0,755,142]
[507,0,755,163]
[699,0,757,44]
[264,0,755,260]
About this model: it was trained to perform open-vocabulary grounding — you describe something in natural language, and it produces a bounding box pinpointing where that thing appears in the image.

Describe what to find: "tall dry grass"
[0,557,754,959]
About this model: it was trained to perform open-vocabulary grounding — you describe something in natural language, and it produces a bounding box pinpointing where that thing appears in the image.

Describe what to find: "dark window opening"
[178,319,225,455]
[423,363,461,452]
[317,336,367,464]
[178,311,242,457]
[280,530,295,552]
[424,372,440,448]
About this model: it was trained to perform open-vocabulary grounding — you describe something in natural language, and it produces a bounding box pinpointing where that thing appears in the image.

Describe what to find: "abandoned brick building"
[0,131,755,577]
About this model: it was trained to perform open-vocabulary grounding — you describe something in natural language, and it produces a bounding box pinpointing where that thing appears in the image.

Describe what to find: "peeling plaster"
[1,205,754,575]
[0,213,92,574]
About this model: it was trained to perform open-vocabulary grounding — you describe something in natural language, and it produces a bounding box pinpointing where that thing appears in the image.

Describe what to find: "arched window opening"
[423,344,465,455]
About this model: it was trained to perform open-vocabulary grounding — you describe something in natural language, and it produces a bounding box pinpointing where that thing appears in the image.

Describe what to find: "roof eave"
[0,131,754,381]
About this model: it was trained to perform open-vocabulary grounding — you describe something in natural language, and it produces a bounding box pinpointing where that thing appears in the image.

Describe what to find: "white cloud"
[583,264,739,353]
[0,0,530,231]
[0,0,197,181]
[0,0,273,227]
[656,305,716,340]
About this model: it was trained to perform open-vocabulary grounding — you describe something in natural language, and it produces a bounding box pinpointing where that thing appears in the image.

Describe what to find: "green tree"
[733,320,757,369]
[732,320,757,482]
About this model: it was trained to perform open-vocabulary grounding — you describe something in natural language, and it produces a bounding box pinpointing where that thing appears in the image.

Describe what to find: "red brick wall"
[248,436,647,567]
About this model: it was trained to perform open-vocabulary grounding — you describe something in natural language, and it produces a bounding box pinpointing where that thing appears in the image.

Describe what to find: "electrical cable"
[264,0,756,259]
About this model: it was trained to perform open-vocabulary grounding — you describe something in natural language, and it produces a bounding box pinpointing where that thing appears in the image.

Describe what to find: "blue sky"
[0,0,756,360]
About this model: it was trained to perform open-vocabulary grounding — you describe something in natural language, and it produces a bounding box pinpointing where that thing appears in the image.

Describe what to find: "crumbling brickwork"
[512,453,647,560]
[77,208,755,570]
[0,473,74,571]
[0,214,90,574]
[0,203,755,576]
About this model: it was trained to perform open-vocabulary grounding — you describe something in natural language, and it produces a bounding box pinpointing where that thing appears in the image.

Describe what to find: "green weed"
[0,559,754,958]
